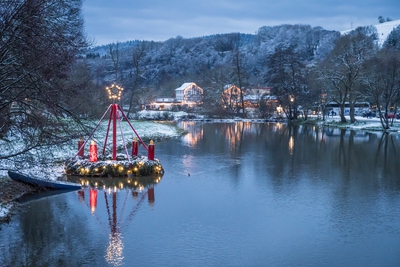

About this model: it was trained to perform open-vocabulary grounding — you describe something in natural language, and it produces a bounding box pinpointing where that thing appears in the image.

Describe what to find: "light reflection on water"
[2,122,400,266]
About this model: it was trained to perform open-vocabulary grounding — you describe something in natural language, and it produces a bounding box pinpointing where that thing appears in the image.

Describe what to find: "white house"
[175,82,204,106]
[148,82,204,110]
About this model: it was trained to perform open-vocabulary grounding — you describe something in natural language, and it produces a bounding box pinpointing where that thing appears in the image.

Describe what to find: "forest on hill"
[78,21,400,126]
[81,24,339,114]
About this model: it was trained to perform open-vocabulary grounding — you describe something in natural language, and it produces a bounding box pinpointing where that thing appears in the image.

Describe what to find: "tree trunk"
[339,105,347,123]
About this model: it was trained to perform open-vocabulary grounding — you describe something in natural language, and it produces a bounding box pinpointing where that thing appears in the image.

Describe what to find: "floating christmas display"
[65,84,164,177]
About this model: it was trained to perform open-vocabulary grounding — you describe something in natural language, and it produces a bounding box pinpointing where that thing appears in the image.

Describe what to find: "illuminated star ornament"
[106,84,123,101]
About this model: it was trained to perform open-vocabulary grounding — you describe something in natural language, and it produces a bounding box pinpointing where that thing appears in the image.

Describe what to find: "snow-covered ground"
[313,114,400,133]
[0,203,12,218]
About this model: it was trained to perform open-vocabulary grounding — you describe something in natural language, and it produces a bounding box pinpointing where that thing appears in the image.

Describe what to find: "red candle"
[78,137,84,157]
[132,137,138,156]
[148,140,154,160]
[89,140,98,162]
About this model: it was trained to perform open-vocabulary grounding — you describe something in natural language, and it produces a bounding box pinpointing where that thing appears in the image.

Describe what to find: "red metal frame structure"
[102,104,148,160]
[76,103,148,160]
[76,83,149,160]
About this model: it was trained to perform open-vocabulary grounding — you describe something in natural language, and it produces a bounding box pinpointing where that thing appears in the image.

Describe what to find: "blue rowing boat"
[8,170,81,190]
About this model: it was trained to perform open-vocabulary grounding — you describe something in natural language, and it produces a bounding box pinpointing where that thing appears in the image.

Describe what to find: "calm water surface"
[1,122,400,267]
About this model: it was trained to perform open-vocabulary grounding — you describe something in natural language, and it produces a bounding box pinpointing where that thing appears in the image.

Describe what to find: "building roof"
[175,82,196,92]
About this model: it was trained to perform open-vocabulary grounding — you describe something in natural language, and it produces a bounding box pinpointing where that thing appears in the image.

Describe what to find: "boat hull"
[8,170,81,190]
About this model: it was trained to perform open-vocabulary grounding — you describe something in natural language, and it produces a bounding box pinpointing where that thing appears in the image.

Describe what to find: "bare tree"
[109,42,120,82]
[363,48,400,130]
[221,85,242,113]
[0,0,89,167]
[317,28,377,123]
[232,33,247,115]
[266,46,308,120]
[125,42,148,117]
[62,61,107,119]
[202,64,237,115]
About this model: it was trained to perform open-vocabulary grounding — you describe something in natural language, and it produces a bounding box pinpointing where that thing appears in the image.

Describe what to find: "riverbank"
[0,177,36,224]
[297,115,400,133]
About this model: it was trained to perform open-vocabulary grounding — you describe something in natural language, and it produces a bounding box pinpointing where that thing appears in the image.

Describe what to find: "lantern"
[148,140,155,160]
[89,140,98,162]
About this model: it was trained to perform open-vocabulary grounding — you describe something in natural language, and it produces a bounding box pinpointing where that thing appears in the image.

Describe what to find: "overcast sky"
[82,0,400,46]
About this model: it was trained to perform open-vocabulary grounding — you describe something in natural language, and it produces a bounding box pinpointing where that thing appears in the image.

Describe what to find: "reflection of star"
[105,232,124,266]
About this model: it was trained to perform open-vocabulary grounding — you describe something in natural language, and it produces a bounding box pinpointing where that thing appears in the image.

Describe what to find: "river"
[1,121,400,267]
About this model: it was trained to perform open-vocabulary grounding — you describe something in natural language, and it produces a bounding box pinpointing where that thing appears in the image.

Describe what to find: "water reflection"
[69,175,161,266]
[66,174,162,191]
[180,121,203,147]
[175,121,400,189]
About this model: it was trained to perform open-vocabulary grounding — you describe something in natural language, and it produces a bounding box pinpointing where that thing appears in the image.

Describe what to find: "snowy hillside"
[82,19,399,91]
[341,19,400,46]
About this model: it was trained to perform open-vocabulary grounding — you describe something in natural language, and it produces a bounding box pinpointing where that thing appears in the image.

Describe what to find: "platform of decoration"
[65,154,164,177]
[65,83,164,178]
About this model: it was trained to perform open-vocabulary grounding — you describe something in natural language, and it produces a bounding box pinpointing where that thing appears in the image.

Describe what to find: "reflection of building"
[148,82,204,110]
[219,123,246,150]
[180,121,204,147]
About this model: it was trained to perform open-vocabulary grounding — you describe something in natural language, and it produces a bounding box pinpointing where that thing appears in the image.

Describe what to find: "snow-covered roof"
[175,82,196,92]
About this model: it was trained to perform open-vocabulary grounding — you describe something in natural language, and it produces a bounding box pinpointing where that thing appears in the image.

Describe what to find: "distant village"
[144,82,277,113]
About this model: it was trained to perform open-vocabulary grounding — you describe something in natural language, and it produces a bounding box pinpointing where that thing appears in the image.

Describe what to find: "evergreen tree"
[384,25,400,50]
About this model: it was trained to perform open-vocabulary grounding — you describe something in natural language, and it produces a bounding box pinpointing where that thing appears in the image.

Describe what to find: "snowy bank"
[306,115,400,133]
[0,120,184,178]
